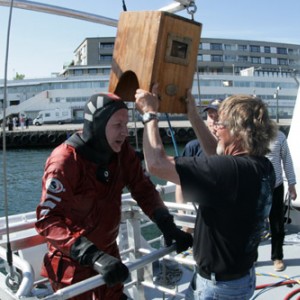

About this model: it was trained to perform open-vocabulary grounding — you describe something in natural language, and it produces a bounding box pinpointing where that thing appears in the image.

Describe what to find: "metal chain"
[186,1,197,20]
[5,271,22,292]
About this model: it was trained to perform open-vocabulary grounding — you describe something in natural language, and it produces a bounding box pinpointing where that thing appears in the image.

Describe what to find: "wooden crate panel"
[109,11,202,113]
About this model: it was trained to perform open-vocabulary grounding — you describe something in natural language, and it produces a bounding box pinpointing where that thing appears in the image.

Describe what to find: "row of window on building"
[99,41,298,55]
[198,54,295,66]
[94,54,297,69]
[2,77,297,99]
[197,43,297,54]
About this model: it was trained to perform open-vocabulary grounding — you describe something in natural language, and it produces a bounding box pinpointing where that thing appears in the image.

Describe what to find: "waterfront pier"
[0,119,291,149]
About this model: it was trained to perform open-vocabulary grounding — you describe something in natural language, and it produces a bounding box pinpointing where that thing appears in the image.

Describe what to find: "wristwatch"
[142,112,159,125]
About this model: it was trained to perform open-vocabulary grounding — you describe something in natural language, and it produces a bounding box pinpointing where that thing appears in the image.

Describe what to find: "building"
[70,37,300,77]
[0,37,299,122]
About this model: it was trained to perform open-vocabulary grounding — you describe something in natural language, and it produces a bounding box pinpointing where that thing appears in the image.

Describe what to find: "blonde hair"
[219,94,278,156]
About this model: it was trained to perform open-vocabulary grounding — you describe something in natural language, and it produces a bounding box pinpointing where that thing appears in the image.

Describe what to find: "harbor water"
[0,144,184,217]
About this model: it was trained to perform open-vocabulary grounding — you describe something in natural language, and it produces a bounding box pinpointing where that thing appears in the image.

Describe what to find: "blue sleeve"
[182,139,204,157]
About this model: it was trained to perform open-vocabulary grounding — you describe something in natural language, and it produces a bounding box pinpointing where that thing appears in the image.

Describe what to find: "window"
[278,58,288,65]
[74,69,83,76]
[235,81,251,88]
[238,45,247,51]
[99,68,111,75]
[222,80,233,87]
[238,56,248,62]
[250,45,260,53]
[170,40,188,59]
[264,57,271,64]
[264,46,270,53]
[10,100,20,106]
[197,54,203,61]
[211,55,223,62]
[53,83,63,89]
[100,42,114,49]
[277,47,287,54]
[88,69,97,75]
[100,55,113,62]
[224,55,236,62]
[224,44,234,50]
[250,57,261,64]
[210,43,222,50]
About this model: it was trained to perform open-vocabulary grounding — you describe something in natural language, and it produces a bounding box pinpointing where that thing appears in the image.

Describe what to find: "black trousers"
[269,183,285,261]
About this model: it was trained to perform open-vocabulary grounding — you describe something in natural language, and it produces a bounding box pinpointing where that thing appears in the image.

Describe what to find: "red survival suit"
[35,141,166,299]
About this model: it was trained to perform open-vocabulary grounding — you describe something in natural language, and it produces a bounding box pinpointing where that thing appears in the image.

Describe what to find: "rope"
[284,288,300,300]
[2,0,22,292]
[165,113,179,156]
[256,272,300,285]
[153,242,183,289]
[252,273,300,299]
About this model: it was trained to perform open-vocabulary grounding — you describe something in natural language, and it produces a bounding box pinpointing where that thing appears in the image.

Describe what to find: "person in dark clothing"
[25,117,30,129]
[135,87,277,300]
[7,117,13,131]
[175,99,223,232]
[35,92,193,300]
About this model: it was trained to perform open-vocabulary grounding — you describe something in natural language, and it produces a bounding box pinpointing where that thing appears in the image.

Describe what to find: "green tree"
[14,72,25,80]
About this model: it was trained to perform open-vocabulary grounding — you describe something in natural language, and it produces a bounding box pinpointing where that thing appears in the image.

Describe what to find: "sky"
[0,0,300,80]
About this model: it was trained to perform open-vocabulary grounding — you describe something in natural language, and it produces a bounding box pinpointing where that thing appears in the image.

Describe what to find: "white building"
[0,37,299,122]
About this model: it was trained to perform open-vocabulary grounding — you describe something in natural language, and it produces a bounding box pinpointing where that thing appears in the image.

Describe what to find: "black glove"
[93,252,129,287]
[153,207,193,253]
[70,236,129,287]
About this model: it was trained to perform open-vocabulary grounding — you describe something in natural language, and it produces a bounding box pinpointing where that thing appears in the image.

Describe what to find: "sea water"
[0,148,52,217]
[0,144,184,217]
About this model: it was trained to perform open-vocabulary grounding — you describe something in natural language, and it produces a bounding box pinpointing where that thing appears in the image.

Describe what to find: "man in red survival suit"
[35,93,193,300]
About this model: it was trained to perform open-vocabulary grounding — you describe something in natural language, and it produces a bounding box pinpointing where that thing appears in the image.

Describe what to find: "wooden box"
[109,11,202,113]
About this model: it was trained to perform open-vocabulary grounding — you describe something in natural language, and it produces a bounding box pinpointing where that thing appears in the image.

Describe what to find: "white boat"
[1,1,300,299]
[1,153,300,299]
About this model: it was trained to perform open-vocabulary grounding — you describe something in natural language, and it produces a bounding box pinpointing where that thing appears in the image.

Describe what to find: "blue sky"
[1,0,300,79]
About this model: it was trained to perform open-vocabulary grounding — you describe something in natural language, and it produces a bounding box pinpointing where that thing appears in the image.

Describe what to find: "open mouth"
[115,139,124,145]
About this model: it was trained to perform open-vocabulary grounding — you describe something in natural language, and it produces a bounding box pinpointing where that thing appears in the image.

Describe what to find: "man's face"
[215,114,234,155]
[105,109,128,153]
[206,108,219,137]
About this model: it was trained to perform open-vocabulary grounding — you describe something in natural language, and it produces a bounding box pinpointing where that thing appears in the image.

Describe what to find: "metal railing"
[0,183,196,299]
[0,0,194,24]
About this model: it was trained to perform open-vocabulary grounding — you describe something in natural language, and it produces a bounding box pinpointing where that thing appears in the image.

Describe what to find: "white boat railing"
[0,245,34,298]
[0,183,196,299]
[42,245,178,300]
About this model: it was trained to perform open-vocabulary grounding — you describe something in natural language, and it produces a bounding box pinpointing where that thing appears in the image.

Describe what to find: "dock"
[0,119,292,149]
[0,121,194,149]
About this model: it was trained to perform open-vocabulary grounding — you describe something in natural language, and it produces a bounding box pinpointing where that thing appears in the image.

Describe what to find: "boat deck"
[141,230,300,300]
[0,190,300,300]
[253,228,300,300]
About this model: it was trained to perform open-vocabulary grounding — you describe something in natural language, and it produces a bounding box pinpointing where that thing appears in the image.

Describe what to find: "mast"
[0,0,118,26]
[0,0,195,25]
